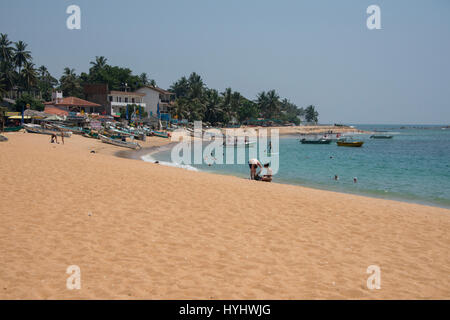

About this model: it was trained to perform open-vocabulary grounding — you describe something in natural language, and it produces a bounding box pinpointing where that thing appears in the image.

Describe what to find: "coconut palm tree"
[188,72,204,100]
[0,60,17,91]
[0,75,6,98]
[21,61,37,92]
[90,56,108,71]
[256,91,268,117]
[59,68,82,97]
[170,76,189,98]
[38,65,48,78]
[265,90,280,119]
[204,89,223,124]
[0,33,14,62]
[13,41,31,73]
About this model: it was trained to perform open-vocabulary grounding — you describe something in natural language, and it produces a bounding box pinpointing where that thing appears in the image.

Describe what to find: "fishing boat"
[53,125,85,134]
[152,130,170,138]
[337,140,364,147]
[99,134,141,150]
[3,126,22,132]
[24,124,72,137]
[300,138,331,144]
[224,141,256,147]
[370,135,393,139]
[83,128,100,139]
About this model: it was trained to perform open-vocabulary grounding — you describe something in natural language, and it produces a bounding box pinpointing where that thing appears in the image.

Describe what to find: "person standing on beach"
[248,158,262,180]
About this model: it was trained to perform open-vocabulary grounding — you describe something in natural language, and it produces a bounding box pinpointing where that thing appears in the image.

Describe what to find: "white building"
[136,86,175,119]
[108,91,146,116]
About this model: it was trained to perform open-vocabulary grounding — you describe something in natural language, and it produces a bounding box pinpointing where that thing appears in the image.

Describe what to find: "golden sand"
[0,131,449,299]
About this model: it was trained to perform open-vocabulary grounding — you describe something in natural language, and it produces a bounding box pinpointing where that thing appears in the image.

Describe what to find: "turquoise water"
[147,125,450,208]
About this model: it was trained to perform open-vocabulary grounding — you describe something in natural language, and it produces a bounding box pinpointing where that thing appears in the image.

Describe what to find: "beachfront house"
[83,84,146,119]
[44,93,102,116]
[135,86,175,122]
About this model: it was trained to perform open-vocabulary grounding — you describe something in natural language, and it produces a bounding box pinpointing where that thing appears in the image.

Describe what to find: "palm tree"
[188,72,204,100]
[59,67,82,97]
[170,76,189,97]
[265,90,280,119]
[90,56,107,70]
[13,41,31,73]
[0,33,14,62]
[205,89,223,124]
[38,65,48,78]
[0,75,6,98]
[256,91,268,117]
[305,105,319,123]
[21,61,37,92]
[0,60,17,91]
[172,97,189,120]
[221,87,233,123]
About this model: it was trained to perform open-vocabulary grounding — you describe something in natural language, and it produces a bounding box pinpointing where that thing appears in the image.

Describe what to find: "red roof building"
[44,96,102,115]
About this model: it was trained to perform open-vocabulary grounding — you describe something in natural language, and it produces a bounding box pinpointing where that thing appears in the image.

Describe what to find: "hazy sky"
[1,0,449,124]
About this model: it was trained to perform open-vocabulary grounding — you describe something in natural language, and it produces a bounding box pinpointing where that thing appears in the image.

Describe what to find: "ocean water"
[145,125,450,208]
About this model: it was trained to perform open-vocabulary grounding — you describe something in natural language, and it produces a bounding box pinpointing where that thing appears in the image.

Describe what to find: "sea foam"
[141,154,199,172]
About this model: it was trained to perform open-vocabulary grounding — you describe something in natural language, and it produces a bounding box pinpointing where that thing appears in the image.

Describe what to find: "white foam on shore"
[141,154,199,172]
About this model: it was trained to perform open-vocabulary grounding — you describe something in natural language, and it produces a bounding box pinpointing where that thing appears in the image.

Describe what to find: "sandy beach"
[0,131,449,299]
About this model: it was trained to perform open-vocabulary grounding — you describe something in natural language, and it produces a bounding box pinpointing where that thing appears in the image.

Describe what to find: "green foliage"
[14,93,44,112]
[59,68,83,98]
[169,72,315,125]
[305,105,319,123]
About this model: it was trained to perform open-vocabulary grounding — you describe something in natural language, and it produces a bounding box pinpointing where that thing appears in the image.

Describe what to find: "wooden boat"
[224,141,256,147]
[300,138,331,144]
[370,135,393,139]
[99,134,141,150]
[3,126,22,132]
[83,128,100,139]
[24,124,72,137]
[152,130,170,138]
[337,140,364,147]
[54,125,85,134]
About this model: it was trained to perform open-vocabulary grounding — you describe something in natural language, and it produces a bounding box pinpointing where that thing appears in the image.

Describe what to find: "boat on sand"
[99,134,141,150]
[24,124,72,137]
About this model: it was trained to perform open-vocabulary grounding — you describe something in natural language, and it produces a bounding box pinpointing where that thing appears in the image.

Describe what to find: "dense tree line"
[1,33,319,124]
[169,72,318,125]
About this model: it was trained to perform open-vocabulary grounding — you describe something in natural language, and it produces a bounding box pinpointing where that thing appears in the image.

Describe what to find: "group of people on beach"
[248,158,272,182]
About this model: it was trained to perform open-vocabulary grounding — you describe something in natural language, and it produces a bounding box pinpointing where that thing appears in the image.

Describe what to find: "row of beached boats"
[24,124,73,137]
[12,122,172,150]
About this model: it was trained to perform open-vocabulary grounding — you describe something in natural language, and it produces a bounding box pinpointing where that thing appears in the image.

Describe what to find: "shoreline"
[125,132,449,210]
[1,131,449,299]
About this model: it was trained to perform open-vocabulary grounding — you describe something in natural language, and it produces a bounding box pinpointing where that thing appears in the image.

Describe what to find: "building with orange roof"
[44,93,102,115]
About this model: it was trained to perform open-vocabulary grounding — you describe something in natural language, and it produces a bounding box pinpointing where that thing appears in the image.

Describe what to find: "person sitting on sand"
[259,163,273,182]
[248,158,262,180]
